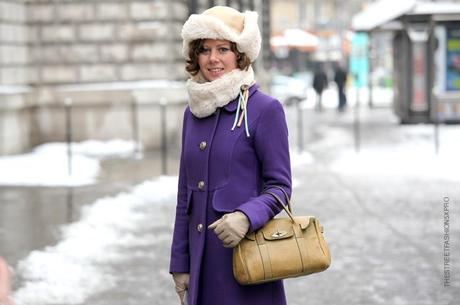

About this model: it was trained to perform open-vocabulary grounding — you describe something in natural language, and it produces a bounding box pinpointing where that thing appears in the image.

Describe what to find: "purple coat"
[170,84,292,305]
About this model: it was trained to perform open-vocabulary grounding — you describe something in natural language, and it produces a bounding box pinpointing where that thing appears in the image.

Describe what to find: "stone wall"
[0,0,190,155]
[26,0,187,85]
[32,81,188,150]
[0,0,30,85]
[0,0,33,154]
[0,89,34,155]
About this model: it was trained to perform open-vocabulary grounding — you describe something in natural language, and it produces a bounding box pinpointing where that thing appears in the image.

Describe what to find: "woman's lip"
[208,69,225,77]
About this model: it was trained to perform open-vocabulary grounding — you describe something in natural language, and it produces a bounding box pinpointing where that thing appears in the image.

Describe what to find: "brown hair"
[185,39,251,76]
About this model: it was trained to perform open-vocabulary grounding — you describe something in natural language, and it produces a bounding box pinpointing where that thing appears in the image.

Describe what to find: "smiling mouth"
[208,68,224,73]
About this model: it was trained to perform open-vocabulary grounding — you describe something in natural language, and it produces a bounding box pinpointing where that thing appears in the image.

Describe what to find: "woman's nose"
[209,49,219,62]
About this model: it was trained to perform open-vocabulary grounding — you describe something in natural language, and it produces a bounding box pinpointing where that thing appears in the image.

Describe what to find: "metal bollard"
[131,97,142,159]
[160,98,168,175]
[64,97,73,176]
[353,87,361,154]
[296,100,304,152]
[66,187,74,222]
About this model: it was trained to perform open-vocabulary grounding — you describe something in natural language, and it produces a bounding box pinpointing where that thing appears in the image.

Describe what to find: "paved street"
[1,105,459,305]
[284,106,459,305]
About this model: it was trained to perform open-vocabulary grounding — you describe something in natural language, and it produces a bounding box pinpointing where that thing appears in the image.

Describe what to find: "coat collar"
[223,83,260,113]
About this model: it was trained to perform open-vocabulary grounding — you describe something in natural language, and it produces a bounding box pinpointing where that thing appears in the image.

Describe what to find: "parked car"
[270,75,308,105]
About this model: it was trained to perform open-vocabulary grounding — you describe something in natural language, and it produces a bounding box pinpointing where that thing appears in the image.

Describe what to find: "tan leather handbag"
[233,187,331,285]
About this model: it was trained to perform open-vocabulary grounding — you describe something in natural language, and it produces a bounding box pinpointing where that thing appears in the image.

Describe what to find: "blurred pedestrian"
[170,5,291,305]
[312,64,328,112]
[0,256,13,305]
[334,63,348,112]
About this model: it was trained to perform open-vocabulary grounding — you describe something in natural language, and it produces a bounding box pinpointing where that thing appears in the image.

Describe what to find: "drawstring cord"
[231,85,250,137]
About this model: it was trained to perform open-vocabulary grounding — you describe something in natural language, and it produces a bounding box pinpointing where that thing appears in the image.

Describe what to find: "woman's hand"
[172,272,189,305]
[208,211,250,248]
[0,257,13,305]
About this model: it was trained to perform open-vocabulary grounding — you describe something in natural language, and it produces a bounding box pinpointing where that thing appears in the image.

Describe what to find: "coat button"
[199,141,207,150]
[198,181,205,190]
[197,224,203,232]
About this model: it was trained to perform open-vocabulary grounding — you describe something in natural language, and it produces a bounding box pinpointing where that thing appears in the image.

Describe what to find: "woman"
[170,6,292,305]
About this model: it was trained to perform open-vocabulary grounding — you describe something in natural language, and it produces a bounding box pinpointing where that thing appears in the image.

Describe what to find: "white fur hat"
[181,6,262,62]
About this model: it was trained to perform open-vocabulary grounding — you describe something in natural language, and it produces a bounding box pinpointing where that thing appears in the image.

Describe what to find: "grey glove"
[208,211,250,248]
[172,272,189,305]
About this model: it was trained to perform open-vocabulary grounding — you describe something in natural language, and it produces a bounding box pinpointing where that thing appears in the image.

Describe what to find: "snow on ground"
[291,150,315,168]
[290,150,315,188]
[35,139,139,159]
[13,176,177,305]
[9,115,460,304]
[330,147,460,181]
[324,124,460,181]
[8,148,315,304]
[0,140,138,187]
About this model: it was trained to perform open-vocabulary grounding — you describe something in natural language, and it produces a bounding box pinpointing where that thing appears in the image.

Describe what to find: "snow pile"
[0,140,138,186]
[35,140,139,159]
[13,176,178,305]
[330,147,460,181]
[291,150,315,168]
[0,149,98,187]
[329,125,460,181]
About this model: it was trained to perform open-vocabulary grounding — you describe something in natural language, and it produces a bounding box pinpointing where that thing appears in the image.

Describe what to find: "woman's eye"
[219,47,230,53]
[200,48,210,54]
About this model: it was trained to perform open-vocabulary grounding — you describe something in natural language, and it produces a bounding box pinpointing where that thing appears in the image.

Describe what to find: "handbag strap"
[270,185,291,207]
[265,190,296,223]
[264,185,292,211]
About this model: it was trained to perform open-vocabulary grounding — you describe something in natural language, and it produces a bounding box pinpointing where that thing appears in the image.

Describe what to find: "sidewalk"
[2,106,459,305]
[284,106,459,305]
[0,150,180,266]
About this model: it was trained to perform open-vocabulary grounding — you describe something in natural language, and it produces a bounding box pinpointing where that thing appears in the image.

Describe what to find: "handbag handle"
[264,187,296,223]
[264,185,291,211]
[271,185,291,207]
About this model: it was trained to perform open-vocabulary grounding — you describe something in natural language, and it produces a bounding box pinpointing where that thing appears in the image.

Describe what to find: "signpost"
[350,32,369,153]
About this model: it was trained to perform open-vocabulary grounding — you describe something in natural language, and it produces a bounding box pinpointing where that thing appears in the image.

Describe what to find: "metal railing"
[57,98,186,177]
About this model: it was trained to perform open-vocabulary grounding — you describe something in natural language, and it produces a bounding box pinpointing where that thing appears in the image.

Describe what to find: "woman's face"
[198,39,238,81]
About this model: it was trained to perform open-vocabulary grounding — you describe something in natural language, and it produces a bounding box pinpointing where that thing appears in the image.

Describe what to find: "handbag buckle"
[271,230,287,238]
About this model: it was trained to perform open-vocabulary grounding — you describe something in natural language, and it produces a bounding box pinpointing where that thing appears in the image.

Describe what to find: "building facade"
[0,0,189,155]
[270,0,366,73]
[1,0,188,87]
[1,0,377,155]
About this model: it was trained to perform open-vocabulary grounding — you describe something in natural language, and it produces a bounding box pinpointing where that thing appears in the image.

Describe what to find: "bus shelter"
[353,0,460,123]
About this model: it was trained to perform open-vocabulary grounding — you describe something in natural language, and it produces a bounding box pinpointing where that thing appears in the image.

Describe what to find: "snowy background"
[1,101,459,305]
[0,140,138,187]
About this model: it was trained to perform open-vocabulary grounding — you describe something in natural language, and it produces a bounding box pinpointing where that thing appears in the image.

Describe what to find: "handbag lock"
[271,230,287,238]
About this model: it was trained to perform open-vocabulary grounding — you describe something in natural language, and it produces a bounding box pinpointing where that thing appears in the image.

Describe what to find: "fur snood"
[186,67,255,118]
[181,9,261,62]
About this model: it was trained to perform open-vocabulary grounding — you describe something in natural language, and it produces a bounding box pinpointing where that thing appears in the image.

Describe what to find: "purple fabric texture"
[170,84,292,305]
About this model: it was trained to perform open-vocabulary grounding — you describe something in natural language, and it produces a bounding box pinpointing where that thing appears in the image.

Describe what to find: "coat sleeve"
[236,99,292,232]
[169,108,190,274]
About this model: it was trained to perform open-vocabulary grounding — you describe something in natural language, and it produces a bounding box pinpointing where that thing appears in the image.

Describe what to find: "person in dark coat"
[334,64,348,111]
[312,64,328,112]
[170,6,292,305]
